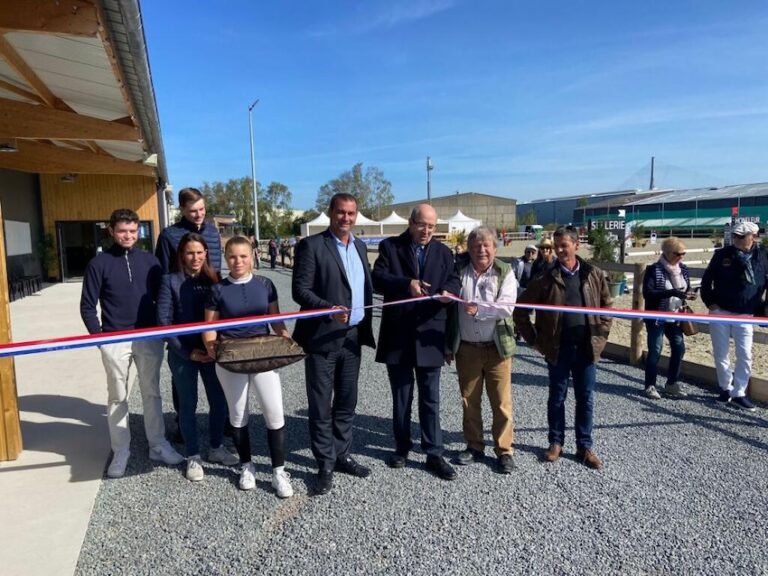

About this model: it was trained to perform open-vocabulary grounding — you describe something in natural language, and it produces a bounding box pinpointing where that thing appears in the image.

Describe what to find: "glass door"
[57,220,155,281]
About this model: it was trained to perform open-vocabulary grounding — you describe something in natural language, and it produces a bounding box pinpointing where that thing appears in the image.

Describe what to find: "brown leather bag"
[678,305,699,337]
[216,335,306,374]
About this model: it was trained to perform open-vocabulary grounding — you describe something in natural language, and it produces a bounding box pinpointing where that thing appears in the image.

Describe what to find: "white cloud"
[309,0,456,37]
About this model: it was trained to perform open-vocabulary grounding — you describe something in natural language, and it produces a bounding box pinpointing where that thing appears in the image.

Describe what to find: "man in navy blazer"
[372,203,461,480]
[292,193,376,495]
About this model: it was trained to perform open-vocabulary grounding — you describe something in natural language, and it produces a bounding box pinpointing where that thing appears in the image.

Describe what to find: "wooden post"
[630,262,645,365]
[0,202,22,460]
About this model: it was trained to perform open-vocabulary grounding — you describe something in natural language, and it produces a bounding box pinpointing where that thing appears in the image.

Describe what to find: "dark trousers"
[386,363,443,457]
[644,320,685,389]
[304,328,361,472]
[167,352,227,457]
[546,341,596,450]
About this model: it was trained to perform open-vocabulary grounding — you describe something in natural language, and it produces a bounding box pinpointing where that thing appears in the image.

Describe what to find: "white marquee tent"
[300,212,330,237]
[378,211,409,235]
[446,210,482,234]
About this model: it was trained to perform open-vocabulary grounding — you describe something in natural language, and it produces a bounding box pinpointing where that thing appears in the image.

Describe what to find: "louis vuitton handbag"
[216,335,306,374]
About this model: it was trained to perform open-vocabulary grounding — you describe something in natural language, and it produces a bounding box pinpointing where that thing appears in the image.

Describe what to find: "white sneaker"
[186,456,204,482]
[644,386,661,400]
[149,442,185,465]
[107,449,130,478]
[665,383,688,399]
[239,462,256,490]
[272,467,294,498]
[208,445,240,466]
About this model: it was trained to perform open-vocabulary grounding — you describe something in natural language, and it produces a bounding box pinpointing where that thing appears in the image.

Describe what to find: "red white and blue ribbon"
[0,294,763,359]
[0,294,433,358]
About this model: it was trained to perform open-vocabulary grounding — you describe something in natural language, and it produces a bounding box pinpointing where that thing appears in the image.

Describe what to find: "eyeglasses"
[673,251,686,256]
[412,221,436,231]
[540,247,552,251]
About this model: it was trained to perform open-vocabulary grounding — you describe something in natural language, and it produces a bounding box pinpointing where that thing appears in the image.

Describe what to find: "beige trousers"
[100,339,166,453]
[456,342,514,456]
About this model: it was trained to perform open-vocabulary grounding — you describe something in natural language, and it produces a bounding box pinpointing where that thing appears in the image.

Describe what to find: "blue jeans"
[168,352,228,457]
[546,341,596,450]
[644,320,685,389]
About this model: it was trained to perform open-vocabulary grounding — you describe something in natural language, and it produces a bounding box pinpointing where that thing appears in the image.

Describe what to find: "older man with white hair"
[447,226,518,474]
[701,221,768,411]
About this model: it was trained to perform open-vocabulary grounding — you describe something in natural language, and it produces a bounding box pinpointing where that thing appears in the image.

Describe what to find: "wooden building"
[0,1,171,460]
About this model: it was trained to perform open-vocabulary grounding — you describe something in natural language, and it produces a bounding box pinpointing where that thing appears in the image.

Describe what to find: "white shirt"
[458,263,518,343]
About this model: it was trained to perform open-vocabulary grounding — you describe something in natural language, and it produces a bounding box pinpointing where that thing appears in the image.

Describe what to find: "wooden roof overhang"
[0,0,167,182]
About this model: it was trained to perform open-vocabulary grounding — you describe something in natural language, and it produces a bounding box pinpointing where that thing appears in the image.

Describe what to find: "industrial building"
[385,192,517,232]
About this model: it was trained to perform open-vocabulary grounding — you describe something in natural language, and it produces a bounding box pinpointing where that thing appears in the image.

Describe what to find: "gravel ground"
[76,266,768,576]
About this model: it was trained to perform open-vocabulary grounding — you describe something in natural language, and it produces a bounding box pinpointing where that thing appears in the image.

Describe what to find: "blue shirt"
[332,232,365,326]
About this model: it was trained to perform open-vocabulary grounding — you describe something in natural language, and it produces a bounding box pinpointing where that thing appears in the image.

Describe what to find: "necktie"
[416,245,426,278]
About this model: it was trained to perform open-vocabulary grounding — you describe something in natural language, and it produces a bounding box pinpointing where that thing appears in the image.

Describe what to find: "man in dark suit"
[292,193,376,495]
[372,203,461,480]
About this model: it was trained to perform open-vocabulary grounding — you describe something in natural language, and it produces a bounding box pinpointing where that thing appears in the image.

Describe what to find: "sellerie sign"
[589,220,625,231]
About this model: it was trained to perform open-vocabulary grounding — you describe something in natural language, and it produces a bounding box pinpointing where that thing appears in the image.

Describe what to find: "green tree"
[259,181,293,237]
[199,177,294,238]
[315,162,393,218]
[366,165,394,219]
[588,225,619,262]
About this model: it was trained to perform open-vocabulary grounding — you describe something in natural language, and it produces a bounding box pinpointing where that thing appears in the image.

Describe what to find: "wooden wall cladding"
[39,174,160,279]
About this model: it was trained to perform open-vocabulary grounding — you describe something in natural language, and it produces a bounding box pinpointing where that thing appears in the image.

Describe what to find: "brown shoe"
[576,448,603,470]
[543,443,562,462]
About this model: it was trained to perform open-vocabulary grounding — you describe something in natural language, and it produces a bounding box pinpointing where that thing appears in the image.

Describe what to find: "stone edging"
[602,342,768,403]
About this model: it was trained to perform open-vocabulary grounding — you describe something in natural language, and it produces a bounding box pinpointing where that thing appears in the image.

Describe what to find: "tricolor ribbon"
[0,294,762,359]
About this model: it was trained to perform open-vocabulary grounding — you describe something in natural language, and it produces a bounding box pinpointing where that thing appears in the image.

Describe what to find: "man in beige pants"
[447,226,518,474]
[80,208,183,478]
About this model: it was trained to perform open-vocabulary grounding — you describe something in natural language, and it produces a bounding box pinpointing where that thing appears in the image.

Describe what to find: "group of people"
[641,221,766,411]
[80,187,764,498]
[82,188,293,497]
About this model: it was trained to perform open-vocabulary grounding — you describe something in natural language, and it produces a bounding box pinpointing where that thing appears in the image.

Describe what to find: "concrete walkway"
[0,283,108,576]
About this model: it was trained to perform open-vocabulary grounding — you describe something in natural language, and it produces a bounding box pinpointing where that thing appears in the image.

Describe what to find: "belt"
[460,340,495,349]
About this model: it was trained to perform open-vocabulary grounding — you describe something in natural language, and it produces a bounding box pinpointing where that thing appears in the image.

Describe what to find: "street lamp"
[248,99,261,243]
[426,156,433,204]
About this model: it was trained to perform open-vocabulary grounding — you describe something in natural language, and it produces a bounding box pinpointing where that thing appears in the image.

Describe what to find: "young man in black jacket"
[80,208,183,478]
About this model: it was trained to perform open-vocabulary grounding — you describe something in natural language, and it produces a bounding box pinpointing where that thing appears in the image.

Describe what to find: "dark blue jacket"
[156,272,213,359]
[155,218,222,273]
[701,244,768,314]
[80,245,162,334]
[372,231,461,367]
[642,261,691,312]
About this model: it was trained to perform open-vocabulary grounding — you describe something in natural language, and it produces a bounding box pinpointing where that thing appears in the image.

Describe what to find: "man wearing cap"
[513,245,538,293]
[511,244,537,340]
[701,221,767,411]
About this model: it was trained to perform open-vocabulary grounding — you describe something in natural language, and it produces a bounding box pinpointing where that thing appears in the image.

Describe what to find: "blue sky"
[141,0,768,210]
